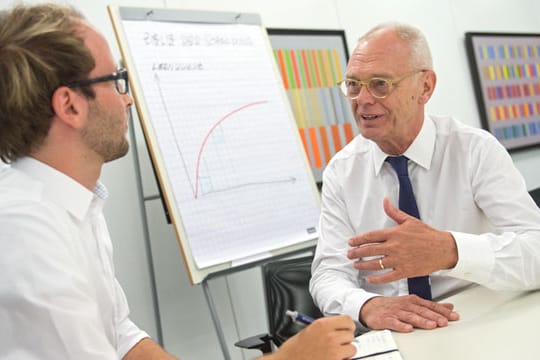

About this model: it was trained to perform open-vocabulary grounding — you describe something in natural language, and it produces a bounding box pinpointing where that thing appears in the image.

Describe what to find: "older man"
[310,22,540,333]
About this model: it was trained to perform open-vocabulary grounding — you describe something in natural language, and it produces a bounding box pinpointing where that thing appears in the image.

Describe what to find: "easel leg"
[202,279,232,360]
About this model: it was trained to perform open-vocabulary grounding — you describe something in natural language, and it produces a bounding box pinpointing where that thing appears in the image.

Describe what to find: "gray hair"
[359,22,433,70]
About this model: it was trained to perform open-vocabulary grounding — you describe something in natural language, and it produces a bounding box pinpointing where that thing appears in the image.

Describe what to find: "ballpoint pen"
[286,310,314,325]
[286,309,367,336]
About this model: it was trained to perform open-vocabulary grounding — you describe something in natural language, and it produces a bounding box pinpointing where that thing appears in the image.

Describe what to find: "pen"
[286,309,367,336]
[286,310,314,325]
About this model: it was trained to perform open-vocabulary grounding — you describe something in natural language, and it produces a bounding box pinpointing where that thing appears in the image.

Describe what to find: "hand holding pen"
[286,309,367,336]
[275,312,357,360]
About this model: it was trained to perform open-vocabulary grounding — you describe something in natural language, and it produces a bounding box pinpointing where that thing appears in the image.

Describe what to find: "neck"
[378,114,424,155]
[31,147,103,191]
[378,140,412,156]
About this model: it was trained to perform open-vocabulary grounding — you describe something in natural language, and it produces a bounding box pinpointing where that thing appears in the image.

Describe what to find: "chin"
[104,142,130,163]
[358,128,381,141]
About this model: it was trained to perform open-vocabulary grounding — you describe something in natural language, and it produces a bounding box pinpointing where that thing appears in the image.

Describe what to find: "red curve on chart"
[194,100,268,199]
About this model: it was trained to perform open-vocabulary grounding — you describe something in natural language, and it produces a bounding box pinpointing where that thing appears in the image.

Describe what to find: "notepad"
[352,329,403,360]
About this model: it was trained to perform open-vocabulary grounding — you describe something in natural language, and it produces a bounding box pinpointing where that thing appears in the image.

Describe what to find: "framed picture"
[465,32,540,151]
[266,29,357,185]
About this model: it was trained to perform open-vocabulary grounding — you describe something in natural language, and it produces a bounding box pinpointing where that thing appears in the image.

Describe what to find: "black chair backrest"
[529,187,540,207]
[262,255,323,347]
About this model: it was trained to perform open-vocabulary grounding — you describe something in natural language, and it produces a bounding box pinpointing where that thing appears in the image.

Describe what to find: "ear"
[51,86,88,129]
[417,70,436,104]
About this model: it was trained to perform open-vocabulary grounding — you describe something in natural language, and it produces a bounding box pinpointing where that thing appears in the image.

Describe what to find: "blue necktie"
[386,156,432,300]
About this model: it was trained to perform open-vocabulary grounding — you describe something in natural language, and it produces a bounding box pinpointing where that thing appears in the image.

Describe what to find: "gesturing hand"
[347,198,458,284]
[360,295,460,332]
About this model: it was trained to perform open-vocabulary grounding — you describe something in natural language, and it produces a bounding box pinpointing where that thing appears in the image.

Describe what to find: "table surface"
[392,285,540,359]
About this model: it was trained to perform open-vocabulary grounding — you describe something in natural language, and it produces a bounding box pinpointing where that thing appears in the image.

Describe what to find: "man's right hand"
[360,295,460,332]
[266,315,357,360]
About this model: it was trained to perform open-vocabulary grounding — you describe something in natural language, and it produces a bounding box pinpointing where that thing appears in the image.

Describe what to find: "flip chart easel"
[108,6,321,358]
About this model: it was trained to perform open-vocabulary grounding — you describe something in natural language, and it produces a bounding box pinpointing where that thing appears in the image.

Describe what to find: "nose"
[123,92,133,107]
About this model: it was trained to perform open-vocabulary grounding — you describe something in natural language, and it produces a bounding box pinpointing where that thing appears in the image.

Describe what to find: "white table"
[393,285,540,359]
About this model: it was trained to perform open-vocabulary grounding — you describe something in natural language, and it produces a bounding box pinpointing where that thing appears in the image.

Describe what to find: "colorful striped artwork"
[273,47,357,180]
[467,33,540,150]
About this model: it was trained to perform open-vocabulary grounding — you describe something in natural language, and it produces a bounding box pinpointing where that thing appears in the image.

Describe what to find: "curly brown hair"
[0,3,96,162]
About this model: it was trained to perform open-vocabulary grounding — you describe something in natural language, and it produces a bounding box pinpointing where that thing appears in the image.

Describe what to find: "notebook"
[352,329,403,360]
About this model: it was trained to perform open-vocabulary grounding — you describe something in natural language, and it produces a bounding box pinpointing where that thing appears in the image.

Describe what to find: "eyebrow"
[345,73,394,80]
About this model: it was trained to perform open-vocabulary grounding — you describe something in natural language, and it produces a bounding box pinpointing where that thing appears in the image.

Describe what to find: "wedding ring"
[379,258,385,270]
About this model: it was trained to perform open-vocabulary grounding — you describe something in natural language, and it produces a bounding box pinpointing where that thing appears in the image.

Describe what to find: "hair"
[0,3,96,163]
[359,22,433,71]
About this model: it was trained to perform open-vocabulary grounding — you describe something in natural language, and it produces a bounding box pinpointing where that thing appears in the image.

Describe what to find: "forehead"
[347,29,412,78]
[77,21,116,75]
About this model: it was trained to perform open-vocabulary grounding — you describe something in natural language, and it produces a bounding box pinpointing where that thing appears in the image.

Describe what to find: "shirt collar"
[11,157,107,221]
[372,114,436,175]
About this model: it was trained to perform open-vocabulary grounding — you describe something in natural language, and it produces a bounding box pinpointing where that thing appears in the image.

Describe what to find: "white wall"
[2,0,540,359]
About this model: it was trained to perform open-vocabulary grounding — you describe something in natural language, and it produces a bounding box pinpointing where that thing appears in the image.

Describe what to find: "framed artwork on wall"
[267,28,357,185]
[465,32,540,151]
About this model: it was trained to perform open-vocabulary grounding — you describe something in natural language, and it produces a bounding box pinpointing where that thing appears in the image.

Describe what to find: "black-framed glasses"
[337,70,426,99]
[65,68,129,95]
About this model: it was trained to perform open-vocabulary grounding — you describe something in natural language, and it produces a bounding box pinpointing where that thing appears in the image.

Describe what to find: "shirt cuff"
[117,318,150,359]
[342,290,379,325]
[446,231,494,284]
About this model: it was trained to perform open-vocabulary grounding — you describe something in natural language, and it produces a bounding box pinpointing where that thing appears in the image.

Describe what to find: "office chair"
[235,254,323,354]
[529,187,540,207]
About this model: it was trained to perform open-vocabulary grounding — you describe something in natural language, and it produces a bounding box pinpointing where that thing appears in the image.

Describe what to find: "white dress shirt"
[0,157,148,359]
[310,114,540,320]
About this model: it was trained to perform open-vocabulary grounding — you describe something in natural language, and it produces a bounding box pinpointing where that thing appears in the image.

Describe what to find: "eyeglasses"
[65,68,129,95]
[337,70,425,99]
